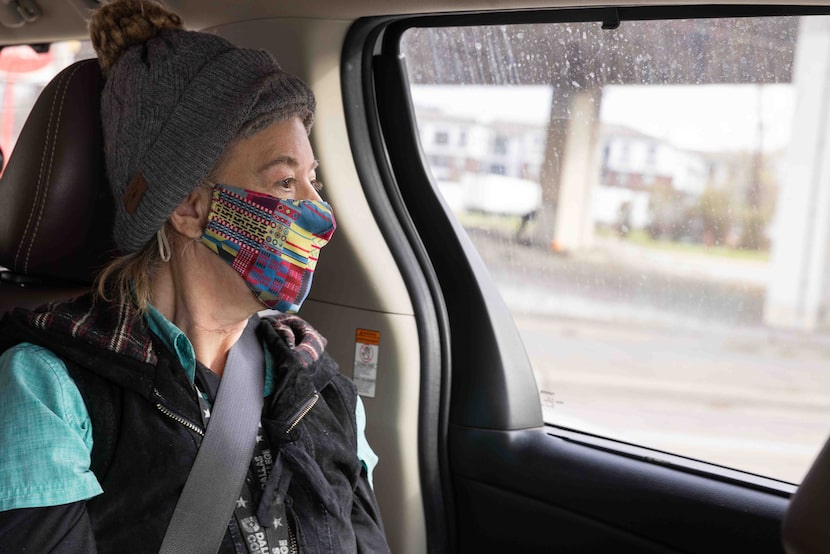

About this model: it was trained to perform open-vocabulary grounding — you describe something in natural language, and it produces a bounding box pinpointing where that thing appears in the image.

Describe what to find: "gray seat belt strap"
[159,315,265,554]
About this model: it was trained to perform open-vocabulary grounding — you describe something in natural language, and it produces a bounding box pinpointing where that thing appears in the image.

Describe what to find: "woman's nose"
[297,179,323,202]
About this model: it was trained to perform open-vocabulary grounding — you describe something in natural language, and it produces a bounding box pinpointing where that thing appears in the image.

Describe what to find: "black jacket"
[0,293,389,553]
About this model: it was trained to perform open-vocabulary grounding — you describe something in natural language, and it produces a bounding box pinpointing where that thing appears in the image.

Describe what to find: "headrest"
[0,58,116,285]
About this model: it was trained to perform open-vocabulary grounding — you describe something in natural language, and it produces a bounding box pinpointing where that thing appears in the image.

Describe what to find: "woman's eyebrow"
[257,156,320,174]
[258,155,295,174]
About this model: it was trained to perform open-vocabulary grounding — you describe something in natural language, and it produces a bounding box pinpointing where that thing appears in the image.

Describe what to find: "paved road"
[467,227,830,484]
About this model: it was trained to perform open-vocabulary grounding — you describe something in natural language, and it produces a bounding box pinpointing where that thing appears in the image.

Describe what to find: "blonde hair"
[94,180,217,314]
[94,224,171,314]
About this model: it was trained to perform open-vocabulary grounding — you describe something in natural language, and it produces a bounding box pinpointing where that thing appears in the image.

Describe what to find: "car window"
[0,40,94,172]
[401,14,829,484]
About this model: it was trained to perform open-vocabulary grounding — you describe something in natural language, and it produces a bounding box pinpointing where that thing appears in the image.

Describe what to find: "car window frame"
[346,4,830,499]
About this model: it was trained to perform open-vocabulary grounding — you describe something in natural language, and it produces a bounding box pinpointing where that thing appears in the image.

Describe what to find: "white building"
[600,125,709,195]
[416,104,749,236]
[416,107,545,183]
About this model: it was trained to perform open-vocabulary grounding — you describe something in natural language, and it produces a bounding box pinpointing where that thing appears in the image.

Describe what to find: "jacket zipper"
[284,392,318,554]
[288,519,298,554]
[154,387,317,554]
[153,390,318,440]
[285,392,319,435]
[153,388,205,437]
[287,506,300,554]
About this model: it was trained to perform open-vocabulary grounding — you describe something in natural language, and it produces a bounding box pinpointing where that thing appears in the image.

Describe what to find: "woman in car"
[0,1,389,552]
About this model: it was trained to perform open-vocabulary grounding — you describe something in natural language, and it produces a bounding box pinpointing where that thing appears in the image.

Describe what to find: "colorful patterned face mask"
[200,184,336,313]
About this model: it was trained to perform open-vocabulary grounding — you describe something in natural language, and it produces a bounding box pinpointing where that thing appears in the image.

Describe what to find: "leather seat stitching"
[15,62,84,273]
[13,64,68,271]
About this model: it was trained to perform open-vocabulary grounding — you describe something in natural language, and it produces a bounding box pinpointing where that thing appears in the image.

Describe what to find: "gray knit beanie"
[89,0,315,254]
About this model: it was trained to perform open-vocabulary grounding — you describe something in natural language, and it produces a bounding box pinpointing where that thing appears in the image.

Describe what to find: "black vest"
[0,295,388,553]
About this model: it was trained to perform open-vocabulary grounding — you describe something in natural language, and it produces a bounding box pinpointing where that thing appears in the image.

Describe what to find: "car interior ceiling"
[4,2,830,554]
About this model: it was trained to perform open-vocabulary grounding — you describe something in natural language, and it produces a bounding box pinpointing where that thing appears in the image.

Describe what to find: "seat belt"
[159,315,265,554]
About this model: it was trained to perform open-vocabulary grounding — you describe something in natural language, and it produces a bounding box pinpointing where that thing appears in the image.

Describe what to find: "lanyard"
[233,424,291,554]
[195,379,294,554]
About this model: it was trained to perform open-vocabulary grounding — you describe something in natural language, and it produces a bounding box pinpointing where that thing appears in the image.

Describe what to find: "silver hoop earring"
[157,229,171,262]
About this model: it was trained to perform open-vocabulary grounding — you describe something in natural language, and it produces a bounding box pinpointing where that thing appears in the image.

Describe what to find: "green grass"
[604,228,770,262]
[458,211,524,233]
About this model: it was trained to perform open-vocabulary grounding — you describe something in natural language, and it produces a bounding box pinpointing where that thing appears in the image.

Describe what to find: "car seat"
[0,58,115,315]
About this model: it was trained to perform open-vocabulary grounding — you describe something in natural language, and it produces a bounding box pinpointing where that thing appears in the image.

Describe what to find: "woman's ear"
[169,186,211,240]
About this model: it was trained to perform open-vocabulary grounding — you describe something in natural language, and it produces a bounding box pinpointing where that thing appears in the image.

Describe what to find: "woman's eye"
[278,178,296,191]
[311,179,324,192]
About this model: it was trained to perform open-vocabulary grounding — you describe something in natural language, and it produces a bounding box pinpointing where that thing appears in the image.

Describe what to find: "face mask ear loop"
[157,228,172,262]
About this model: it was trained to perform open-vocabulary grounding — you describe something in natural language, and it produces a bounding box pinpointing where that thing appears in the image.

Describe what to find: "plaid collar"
[22,293,157,364]
[18,293,326,369]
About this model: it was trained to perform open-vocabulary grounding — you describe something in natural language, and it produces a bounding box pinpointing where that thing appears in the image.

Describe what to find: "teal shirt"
[0,306,377,512]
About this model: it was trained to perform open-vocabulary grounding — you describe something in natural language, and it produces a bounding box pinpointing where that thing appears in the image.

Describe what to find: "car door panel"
[451,426,788,552]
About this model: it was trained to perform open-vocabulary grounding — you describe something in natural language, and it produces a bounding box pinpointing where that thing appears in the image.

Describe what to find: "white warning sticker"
[354,329,380,397]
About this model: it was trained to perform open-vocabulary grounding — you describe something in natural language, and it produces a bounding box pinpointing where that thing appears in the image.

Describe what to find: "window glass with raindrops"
[401,15,830,484]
